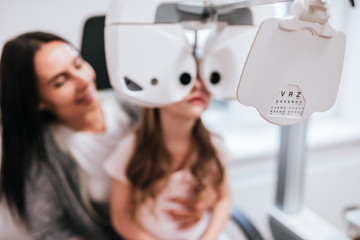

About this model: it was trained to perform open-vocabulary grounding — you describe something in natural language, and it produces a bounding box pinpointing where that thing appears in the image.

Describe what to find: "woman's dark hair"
[0,32,68,220]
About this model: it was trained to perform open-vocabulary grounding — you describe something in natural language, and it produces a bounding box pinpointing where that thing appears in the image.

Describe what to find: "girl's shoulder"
[210,133,232,166]
[103,133,136,183]
[116,132,136,149]
[210,133,224,145]
[209,133,226,152]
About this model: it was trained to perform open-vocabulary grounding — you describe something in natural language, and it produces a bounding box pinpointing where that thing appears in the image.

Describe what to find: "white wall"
[0,0,111,54]
[327,0,360,121]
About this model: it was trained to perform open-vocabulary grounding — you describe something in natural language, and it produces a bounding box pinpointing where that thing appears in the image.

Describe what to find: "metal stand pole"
[269,120,349,240]
[275,121,308,213]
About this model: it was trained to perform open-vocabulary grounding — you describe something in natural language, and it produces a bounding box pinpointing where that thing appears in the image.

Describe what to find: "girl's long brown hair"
[126,108,224,215]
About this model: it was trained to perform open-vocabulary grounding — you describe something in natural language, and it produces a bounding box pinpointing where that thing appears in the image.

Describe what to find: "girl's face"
[35,41,99,120]
[161,77,211,120]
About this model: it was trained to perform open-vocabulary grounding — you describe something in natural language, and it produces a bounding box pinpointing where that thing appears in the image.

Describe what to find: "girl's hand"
[200,235,218,240]
[165,188,217,229]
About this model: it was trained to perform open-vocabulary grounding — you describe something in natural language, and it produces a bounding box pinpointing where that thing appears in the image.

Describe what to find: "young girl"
[104,68,231,240]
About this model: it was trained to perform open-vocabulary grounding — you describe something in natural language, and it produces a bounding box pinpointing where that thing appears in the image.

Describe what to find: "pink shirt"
[104,133,230,240]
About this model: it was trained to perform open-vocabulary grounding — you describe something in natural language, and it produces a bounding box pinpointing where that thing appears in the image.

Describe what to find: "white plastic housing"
[105,0,257,106]
[105,24,196,106]
[201,25,258,99]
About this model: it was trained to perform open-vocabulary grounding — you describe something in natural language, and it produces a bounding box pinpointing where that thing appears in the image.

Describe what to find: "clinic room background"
[1,0,360,239]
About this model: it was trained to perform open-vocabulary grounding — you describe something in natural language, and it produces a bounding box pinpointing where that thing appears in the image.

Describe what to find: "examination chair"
[80,15,264,240]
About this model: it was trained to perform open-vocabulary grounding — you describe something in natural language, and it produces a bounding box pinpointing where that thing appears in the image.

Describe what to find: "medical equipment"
[237,0,346,125]
[105,0,197,107]
[105,0,346,126]
[104,0,290,106]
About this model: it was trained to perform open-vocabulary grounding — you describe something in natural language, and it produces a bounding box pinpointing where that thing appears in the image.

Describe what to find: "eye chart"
[268,85,305,118]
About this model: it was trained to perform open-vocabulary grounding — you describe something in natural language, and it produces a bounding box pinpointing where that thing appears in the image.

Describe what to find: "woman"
[0,32,211,239]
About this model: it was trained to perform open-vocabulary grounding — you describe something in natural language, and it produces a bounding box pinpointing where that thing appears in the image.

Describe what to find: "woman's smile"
[75,91,95,105]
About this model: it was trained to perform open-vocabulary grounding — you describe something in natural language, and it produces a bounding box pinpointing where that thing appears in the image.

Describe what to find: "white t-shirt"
[51,91,131,203]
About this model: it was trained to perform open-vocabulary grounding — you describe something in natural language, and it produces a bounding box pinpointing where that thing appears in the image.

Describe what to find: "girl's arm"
[200,170,232,240]
[110,179,157,240]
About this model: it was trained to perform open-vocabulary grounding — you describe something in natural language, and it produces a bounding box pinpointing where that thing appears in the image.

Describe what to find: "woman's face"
[161,77,211,120]
[35,41,98,120]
